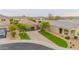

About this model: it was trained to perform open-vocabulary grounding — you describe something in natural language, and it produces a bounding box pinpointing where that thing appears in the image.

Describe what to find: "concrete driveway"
[27,31,68,50]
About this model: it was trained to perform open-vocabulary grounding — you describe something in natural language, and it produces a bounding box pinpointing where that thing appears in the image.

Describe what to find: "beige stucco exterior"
[75,29,79,36]
[19,18,39,30]
[50,25,79,38]
[0,18,10,29]
[50,26,59,34]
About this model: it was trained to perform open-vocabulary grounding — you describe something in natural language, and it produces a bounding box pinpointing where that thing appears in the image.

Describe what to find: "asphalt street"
[0,43,54,50]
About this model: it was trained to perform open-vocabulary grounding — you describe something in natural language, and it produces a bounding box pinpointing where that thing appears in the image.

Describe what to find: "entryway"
[59,28,62,34]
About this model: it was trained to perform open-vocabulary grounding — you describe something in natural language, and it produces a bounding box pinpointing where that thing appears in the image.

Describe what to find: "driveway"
[27,31,67,50]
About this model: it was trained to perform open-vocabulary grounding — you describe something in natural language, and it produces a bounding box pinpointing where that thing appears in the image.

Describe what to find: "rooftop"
[51,20,79,30]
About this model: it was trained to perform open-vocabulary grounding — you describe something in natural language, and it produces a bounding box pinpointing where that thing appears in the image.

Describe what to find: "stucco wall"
[75,29,79,36]
[50,25,59,34]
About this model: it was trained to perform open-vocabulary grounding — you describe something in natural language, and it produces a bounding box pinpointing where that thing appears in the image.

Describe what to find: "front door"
[59,28,62,34]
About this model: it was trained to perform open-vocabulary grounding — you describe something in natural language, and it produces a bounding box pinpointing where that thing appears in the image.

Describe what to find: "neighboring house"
[0,15,10,38]
[34,17,48,21]
[19,18,38,30]
[9,16,26,21]
[50,20,79,38]
[0,15,40,38]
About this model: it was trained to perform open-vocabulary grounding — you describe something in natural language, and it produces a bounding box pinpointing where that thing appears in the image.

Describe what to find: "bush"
[19,31,30,40]
[17,23,31,32]
[39,21,41,23]
[74,36,78,39]
[8,24,17,31]
[28,17,36,22]
[65,36,70,40]
[11,31,16,38]
[10,18,14,24]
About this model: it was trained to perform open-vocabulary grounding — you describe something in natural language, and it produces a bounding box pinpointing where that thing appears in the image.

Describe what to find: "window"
[64,29,69,35]
[1,19,5,21]
[59,28,62,34]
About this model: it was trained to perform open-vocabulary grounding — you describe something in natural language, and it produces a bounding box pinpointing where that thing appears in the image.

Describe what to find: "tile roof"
[20,19,38,26]
[52,20,79,30]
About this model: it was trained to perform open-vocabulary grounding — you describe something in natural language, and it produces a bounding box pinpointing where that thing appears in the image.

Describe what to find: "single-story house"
[19,18,39,30]
[0,21,10,38]
[0,15,10,38]
[50,20,79,38]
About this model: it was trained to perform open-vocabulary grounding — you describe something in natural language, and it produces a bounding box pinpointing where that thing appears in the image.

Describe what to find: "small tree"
[8,24,17,38]
[10,18,19,25]
[54,16,61,20]
[40,21,50,31]
[13,20,19,24]
[28,17,36,22]
[10,18,14,24]
[17,23,31,32]
[8,24,17,31]
[11,31,16,38]
[48,14,54,20]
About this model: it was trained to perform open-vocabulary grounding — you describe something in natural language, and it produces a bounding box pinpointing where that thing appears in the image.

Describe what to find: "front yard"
[39,30,68,48]
[8,19,31,40]
[19,31,30,40]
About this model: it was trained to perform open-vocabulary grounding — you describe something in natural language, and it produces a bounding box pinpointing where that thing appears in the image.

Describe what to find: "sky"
[0,9,79,17]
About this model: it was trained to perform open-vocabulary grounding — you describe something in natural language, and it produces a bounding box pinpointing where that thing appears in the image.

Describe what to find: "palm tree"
[48,14,54,20]
[40,21,50,31]
[54,16,61,20]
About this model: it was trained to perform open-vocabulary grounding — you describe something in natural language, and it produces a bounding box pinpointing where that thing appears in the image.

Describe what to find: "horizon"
[0,9,79,17]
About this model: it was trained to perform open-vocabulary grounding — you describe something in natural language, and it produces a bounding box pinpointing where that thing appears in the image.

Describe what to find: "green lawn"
[39,30,68,48]
[19,32,30,40]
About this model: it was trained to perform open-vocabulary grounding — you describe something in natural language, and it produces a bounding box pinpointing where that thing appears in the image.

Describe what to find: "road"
[0,43,53,50]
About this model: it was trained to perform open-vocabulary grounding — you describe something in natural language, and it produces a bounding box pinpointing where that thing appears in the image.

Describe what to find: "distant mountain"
[61,16,79,19]
[9,15,27,19]
[0,14,8,18]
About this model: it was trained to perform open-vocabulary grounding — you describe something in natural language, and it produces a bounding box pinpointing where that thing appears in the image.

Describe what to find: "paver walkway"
[27,31,68,50]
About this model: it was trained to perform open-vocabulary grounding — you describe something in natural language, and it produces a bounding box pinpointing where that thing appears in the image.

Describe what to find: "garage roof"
[52,20,79,30]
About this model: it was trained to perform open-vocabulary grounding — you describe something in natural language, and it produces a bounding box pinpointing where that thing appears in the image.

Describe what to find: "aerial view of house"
[50,20,79,37]
[0,9,79,50]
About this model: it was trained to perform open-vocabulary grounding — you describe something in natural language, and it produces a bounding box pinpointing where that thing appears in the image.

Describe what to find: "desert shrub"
[74,36,78,39]
[65,36,70,40]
